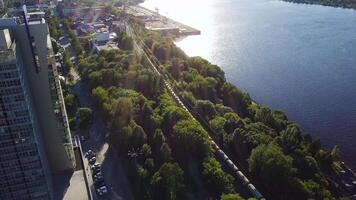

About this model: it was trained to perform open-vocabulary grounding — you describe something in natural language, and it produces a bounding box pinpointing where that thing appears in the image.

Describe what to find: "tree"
[209,116,226,137]
[173,119,212,159]
[76,107,93,130]
[315,147,339,172]
[109,97,134,131]
[68,117,76,131]
[130,121,147,150]
[162,105,190,132]
[202,157,235,196]
[110,120,147,155]
[248,144,294,199]
[195,100,217,121]
[254,106,274,127]
[64,93,78,112]
[220,193,245,200]
[152,129,166,157]
[278,124,302,153]
[119,32,133,50]
[223,112,243,134]
[91,87,109,108]
[150,163,185,200]
[303,179,333,200]
[221,82,251,117]
[167,58,181,79]
[159,143,172,164]
[142,143,152,158]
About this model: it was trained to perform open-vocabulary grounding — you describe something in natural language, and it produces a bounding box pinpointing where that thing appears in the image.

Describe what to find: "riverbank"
[127,5,200,36]
[140,0,356,170]
[138,2,354,198]
[282,0,356,9]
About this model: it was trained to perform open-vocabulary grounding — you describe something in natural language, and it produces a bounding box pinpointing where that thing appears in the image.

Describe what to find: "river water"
[141,0,356,168]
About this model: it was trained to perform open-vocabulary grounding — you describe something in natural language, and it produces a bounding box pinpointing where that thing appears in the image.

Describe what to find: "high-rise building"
[0,6,74,199]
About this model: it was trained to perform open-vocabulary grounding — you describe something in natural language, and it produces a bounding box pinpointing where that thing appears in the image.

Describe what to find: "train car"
[237,171,250,185]
[247,183,264,200]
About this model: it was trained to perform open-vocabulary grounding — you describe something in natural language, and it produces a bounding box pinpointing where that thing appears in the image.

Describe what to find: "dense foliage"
[78,46,243,199]
[129,23,343,200]
[283,0,356,9]
[63,19,84,56]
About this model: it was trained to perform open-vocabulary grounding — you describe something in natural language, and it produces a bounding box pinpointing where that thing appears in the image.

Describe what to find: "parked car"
[96,185,108,196]
[94,176,104,186]
[85,150,95,159]
[92,167,101,175]
[89,157,96,165]
[94,173,104,181]
[93,171,103,178]
[91,163,100,170]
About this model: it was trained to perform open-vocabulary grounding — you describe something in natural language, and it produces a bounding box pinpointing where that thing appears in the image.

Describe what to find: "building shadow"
[52,170,74,200]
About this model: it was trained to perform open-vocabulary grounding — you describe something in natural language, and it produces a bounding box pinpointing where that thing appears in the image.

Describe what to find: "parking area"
[83,149,108,199]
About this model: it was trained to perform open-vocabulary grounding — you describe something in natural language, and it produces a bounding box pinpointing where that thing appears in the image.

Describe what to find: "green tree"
[76,107,93,130]
[159,142,172,164]
[195,100,217,121]
[202,157,235,196]
[221,82,251,117]
[130,121,147,149]
[152,129,165,156]
[173,119,212,159]
[278,124,302,153]
[151,163,185,200]
[64,93,78,112]
[109,97,134,131]
[248,144,294,199]
[220,193,245,200]
[142,143,152,158]
[91,87,109,108]
[119,32,133,50]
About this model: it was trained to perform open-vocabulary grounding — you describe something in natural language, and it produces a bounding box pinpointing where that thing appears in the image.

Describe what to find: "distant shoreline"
[282,0,356,10]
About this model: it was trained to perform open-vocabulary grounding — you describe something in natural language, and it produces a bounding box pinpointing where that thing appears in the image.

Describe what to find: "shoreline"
[129,5,201,37]
[281,0,356,10]
[140,0,356,182]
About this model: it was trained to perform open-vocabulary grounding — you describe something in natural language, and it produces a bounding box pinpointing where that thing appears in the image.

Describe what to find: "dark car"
[89,157,96,165]
[92,167,101,175]
[85,150,95,159]
[94,174,104,182]
[94,177,105,187]
[93,171,103,178]
[96,185,108,196]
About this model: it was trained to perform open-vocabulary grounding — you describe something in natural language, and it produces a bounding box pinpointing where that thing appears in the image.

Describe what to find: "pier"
[127,5,201,36]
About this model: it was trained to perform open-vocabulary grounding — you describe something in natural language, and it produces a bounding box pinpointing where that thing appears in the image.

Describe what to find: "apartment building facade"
[0,6,74,199]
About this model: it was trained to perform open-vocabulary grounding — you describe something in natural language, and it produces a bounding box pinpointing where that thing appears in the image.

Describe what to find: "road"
[57,24,134,200]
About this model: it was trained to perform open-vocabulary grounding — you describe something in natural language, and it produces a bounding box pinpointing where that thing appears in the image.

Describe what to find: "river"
[141,0,356,168]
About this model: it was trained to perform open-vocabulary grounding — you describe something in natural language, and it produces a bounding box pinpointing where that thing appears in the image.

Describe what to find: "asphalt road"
[57,24,133,199]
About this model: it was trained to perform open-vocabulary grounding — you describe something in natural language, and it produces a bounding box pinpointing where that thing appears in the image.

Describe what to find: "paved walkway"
[63,170,89,200]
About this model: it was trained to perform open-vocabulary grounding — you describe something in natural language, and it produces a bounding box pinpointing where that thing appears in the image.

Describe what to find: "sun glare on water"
[140,0,218,58]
